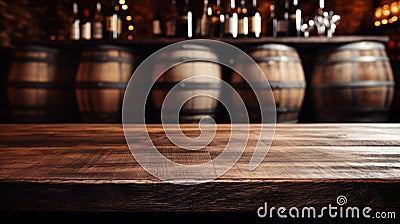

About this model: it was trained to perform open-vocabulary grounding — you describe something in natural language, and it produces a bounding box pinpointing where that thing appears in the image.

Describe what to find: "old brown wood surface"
[0,124,399,213]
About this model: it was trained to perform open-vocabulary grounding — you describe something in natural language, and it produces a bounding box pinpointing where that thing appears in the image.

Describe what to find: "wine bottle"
[176,0,193,38]
[288,0,301,36]
[92,2,103,40]
[276,0,289,37]
[152,6,163,37]
[200,0,212,37]
[212,0,225,38]
[224,0,231,37]
[166,0,178,37]
[105,0,122,40]
[228,0,238,38]
[248,0,262,38]
[70,2,80,40]
[237,0,249,37]
[80,8,92,40]
[267,4,275,37]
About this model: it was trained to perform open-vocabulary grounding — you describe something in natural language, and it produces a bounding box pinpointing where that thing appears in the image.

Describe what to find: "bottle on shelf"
[166,0,178,37]
[92,2,103,40]
[237,0,249,37]
[288,0,301,36]
[224,0,231,37]
[275,0,289,37]
[105,0,122,40]
[228,0,238,38]
[80,8,92,40]
[269,4,276,37]
[176,0,193,38]
[211,0,225,38]
[248,0,262,38]
[200,0,212,37]
[152,6,164,37]
[70,2,80,40]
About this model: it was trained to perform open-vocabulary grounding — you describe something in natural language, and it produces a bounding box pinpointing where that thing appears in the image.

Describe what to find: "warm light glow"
[242,8,247,14]
[128,35,133,40]
[119,0,125,4]
[382,19,388,24]
[50,35,56,41]
[115,6,120,11]
[383,5,391,16]
[128,25,134,30]
[391,2,399,14]
[375,21,381,26]
[375,7,382,18]
[122,4,128,10]
[389,18,394,23]
[126,15,132,21]
[388,41,395,48]
[392,16,398,22]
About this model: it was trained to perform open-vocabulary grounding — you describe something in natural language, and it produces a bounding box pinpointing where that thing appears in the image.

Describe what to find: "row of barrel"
[2,41,397,123]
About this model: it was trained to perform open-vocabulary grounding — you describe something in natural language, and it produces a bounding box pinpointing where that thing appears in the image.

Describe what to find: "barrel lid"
[335,41,386,51]
[83,44,133,53]
[251,44,296,52]
[17,45,59,53]
[169,43,215,53]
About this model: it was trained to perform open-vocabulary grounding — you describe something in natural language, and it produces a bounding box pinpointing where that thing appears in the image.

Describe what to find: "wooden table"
[0,124,399,222]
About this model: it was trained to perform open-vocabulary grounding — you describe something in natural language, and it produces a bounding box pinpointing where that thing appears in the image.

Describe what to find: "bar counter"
[0,123,399,221]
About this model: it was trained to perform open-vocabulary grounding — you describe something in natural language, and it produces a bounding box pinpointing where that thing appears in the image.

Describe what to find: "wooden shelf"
[33,35,390,49]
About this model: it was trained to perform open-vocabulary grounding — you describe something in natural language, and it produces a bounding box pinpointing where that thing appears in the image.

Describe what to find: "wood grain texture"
[0,124,399,213]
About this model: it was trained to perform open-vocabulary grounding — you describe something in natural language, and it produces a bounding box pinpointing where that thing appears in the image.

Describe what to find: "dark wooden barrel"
[0,47,14,122]
[7,45,75,122]
[75,45,135,123]
[151,44,222,123]
[390,58,400,122]
[312,41,395,122]
[231,44,306,123]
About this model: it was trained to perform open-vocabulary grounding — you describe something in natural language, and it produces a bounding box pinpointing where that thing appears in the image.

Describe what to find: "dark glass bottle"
[211,0,225,37]
[275,0,289,37]
[80,8,92,40]
[166,0,178,37]
[70,2,80,40]
[224,0,232,37]
[237,0,248,37]
[200,0,212,37]
[288,0,301,36]
[248,0,261,38]
[176,0,193,38]
[92,2,103,40]
[152,6,164,37]
[269,4,276,37]
[105,0,122,40]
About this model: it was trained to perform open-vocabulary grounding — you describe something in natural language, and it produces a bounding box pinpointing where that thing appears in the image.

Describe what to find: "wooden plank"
[0,124,400,181]
[0,124,399,213]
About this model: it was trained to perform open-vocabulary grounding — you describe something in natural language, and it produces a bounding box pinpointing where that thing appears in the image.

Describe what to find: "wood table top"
[0,123,399,214]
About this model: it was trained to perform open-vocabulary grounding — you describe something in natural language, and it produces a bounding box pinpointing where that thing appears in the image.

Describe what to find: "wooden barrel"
[389,58,400,122]
[0,47,14,122]
[75,45,135,123]
[151,44,222,123]
[312,41,395,122]
[7,45,75,122]
[231,44,306,123]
